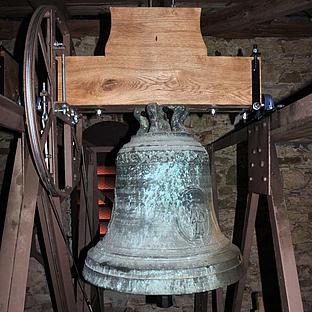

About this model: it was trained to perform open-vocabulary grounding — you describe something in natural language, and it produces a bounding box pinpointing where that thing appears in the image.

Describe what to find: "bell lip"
[84,237,241,270]
[82,257,246,295]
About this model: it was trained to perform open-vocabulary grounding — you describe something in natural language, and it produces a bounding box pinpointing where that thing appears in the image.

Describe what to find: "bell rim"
[85,237,241,269]
[82,257,245,295]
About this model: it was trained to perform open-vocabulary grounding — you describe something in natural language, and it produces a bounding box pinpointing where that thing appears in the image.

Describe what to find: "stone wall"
[0,35,311,311]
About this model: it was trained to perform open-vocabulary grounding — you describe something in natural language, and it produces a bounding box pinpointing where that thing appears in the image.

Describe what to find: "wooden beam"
[268,145,304,311]
[0,48,19,101]
[0,6,32,19]
[58,55,253,107]
[203,20,312,38]
[57,8,253,108]
[0,146,40,312]
[226,192,260,312]
[37,193,69,311]
[0,139,24,312]
[211,126,248,151]
[204,0,312,35]
[0,95,25,133]
[0,19,100,40]
[27,0,69,19]
[104,8,207,57]
[271,93,312,142]
[2,17,312,40]
[66,1,143,16]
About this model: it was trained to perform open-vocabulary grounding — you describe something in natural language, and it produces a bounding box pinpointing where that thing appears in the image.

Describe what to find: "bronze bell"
[83,104,245,295]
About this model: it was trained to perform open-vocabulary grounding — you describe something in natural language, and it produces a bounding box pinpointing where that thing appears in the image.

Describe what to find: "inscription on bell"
[178,188,209,242]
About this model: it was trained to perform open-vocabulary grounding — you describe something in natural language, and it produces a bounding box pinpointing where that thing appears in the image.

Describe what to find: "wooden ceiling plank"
[2,17,312,40]
[65,0,142,16]
[213,20,312,38]
[27,0,69,18]
[0,6,32,19]
[0,20,21,40]
[1,18,312,40]
[204,0,312,35]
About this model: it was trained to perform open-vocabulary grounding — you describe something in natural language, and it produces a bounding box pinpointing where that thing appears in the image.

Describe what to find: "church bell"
[83,104,245,295]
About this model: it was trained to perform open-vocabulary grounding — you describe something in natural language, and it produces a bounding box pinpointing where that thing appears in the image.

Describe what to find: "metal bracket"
[251,44,261,107]
[248,117,270,195]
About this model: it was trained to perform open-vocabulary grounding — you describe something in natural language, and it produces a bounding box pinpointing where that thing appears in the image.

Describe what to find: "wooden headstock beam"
[57,7,255,109]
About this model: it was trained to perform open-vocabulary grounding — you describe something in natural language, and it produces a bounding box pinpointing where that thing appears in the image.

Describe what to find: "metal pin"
[36,97,42,111]
[53,41,64,48]
[252,102,261,111]
[61,53,66,103]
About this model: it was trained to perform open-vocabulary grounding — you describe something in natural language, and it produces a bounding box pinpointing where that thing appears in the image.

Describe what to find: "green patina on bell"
[83,103,245,295]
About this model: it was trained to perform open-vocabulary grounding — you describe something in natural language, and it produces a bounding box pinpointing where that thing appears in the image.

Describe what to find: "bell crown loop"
[134,103,189,135]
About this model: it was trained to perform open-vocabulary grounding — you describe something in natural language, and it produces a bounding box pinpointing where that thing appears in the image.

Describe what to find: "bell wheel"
[23,5,81,197]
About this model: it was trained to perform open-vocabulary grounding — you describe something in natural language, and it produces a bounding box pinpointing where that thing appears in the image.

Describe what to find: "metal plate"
[248,118,270,195]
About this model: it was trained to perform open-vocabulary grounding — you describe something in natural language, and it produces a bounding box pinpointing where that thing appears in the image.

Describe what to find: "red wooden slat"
[97,166,116,175]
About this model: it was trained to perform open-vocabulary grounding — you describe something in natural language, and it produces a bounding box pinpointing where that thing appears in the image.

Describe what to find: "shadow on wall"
[14,15,31,98]
[94,13,112,56]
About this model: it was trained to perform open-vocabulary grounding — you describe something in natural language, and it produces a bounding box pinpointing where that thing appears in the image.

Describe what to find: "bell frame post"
[207,94,312,312]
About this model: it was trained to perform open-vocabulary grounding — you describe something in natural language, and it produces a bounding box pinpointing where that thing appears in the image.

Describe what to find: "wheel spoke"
[72,132,79,153]
[38,27,54,85]
[50,115,59,188]
[47,9,56,104]
[55,111,72,125]
[40,110,55,151]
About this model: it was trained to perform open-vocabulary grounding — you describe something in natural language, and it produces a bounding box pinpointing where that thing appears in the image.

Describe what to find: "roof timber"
[0,1,312,39]
[27,0,70,18]
[204,0,312,35]
[1,17,312,40]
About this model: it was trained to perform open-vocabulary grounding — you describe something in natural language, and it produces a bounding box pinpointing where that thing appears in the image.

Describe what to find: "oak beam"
[58,55,253,107]
[27,0,69,19]
[206,20,312,38]
[0,143,40,312]
[204,0,312,35]
[0,139,24,312]
[2,17,312,40]
[0,95,25,133]
[267,145,304,311]
[271,93,312,142]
